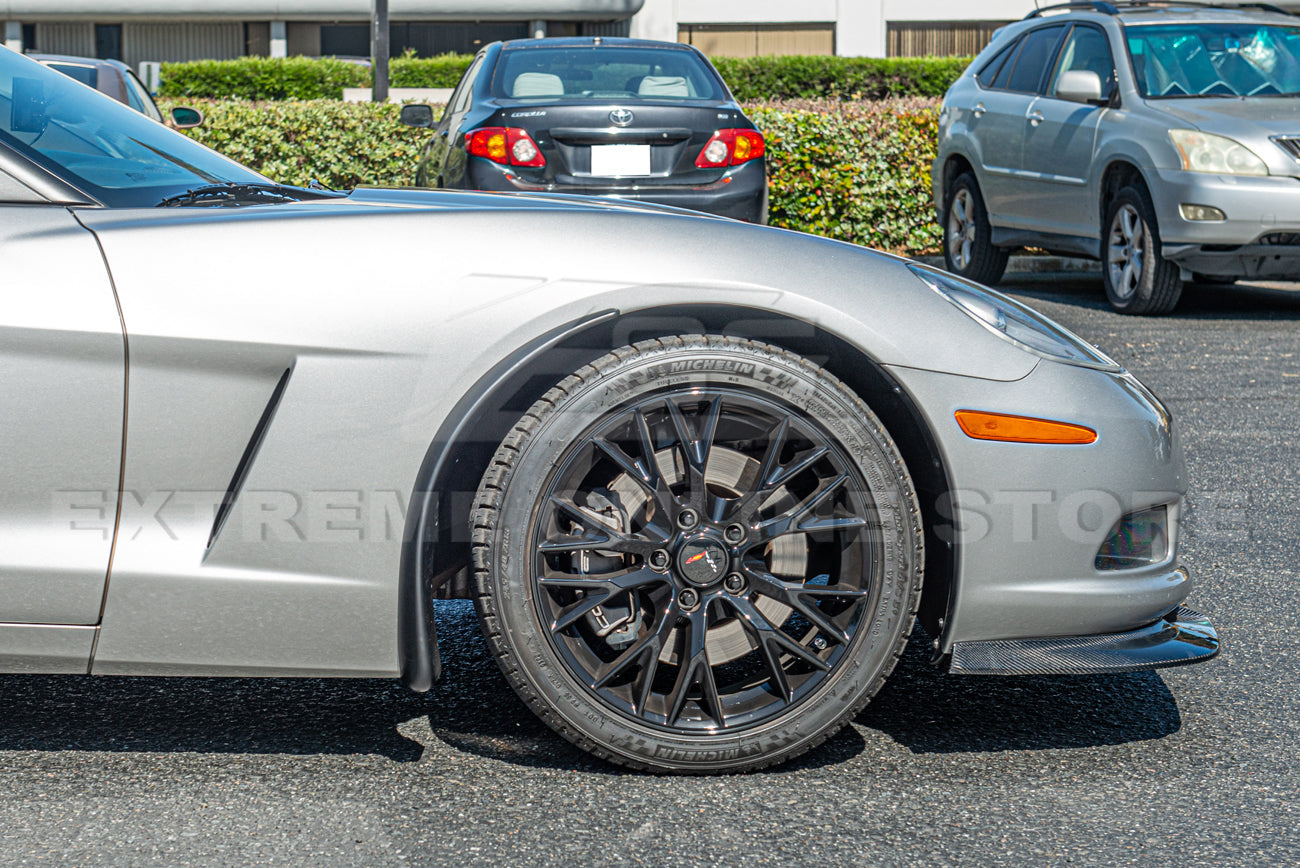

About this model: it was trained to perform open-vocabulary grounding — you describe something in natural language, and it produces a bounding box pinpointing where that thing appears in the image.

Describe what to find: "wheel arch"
[1099,159,1151,230]
[397,305,957,690]
[940,153,977,218]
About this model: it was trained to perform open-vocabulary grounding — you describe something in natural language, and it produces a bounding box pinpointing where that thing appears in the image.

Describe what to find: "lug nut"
[723,573,745,594]
[723,523,746,544]
[679,589,700,609]
[648,549,670,571]
[677,509,699,530]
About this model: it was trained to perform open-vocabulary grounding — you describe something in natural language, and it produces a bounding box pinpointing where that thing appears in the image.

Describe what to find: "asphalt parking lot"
[0,273,1296,867]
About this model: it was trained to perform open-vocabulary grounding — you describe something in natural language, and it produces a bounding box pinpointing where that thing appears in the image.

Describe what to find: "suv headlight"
[908,265,1121,371]
[1169,129,1268,176]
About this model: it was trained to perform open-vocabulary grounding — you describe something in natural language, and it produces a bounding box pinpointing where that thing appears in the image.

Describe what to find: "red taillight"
[694,128,766,168]
[465,127,545,167]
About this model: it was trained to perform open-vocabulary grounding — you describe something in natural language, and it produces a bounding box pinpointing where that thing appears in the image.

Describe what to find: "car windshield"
[1126,22,1300,97]
[492,45,727,101]
[0,47,268,205]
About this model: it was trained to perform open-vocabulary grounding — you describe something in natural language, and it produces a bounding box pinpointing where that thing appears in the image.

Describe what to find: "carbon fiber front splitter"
[948,607,1219,676]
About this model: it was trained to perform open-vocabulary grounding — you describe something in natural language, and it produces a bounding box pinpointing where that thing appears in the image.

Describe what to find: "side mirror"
[400,104,435,128]
[169,106,204,129]
[1056,70,1104,105]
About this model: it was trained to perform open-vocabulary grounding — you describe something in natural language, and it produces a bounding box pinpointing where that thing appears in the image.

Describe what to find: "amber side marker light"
[955,410,1098,444]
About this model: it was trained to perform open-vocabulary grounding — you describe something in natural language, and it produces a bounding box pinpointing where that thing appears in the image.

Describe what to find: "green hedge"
[752,99,941,255]
[714,56,967,100]
[160,54,966,101]
[167,99,428,190]
[159,54,472,100]
[162,97,942,255]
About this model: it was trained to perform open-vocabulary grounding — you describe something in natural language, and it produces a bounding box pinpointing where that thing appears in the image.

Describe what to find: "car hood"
[1145,96,1300,136]
[342,185,715,218]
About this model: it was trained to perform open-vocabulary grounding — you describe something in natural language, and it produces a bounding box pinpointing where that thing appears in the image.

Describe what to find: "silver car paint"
[935,7,1300,267]
[0,208,124,624]
[0,187,1186,676]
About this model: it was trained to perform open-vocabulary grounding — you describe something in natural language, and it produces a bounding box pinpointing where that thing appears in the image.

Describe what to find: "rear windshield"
[492,46,727,101]
[1127,22,1300,97]
[41,61,98,87]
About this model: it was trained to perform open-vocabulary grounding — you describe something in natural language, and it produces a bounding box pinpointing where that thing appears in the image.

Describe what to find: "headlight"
[1169,129,1268,176]
[908,265,1121,371]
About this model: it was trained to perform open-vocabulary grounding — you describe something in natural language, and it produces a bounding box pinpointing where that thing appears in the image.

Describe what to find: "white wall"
[838,0,884,58]
[880,0,1035,21]
[628,0,676,42]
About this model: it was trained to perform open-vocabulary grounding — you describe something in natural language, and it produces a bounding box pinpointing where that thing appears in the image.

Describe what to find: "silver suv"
[933,2,1300,314]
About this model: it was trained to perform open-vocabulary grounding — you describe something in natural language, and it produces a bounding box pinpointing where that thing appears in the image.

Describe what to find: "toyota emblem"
[610,108,634,127]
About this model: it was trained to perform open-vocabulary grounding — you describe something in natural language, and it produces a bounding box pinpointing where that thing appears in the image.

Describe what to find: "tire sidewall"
[1102,185,1181,315]
[482,341,921,771]
[943,173,1008,285]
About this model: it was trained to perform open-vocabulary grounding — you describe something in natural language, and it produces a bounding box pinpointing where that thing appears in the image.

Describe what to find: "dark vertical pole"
[372,0,389,103]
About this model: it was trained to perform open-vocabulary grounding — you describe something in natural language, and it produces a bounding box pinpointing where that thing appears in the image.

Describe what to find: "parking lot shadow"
[0,671,429,761]
[0,605,1180,770]
[1001,272,1300,320]
[856,626,1182,754]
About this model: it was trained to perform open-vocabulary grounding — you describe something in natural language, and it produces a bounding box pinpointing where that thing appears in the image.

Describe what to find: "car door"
[1021,24,1116,238]
[428,52,485,188]
[970,24,1067,225]
[0,195,125,635]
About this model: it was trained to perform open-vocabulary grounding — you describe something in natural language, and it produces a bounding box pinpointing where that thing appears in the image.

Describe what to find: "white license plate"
[590,144,651,177]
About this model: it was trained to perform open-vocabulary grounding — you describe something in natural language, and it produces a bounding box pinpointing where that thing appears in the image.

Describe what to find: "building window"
[886,22,1009,58]
[320,24,370,57]
[95,23,122,60]
[316,21,530,59]
[22,23,36,51]
[678,23,834,58]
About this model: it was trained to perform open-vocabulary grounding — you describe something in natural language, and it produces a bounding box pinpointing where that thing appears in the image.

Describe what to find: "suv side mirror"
[1056,70,1104,105]
[400,104,435,128]
[169,106,203,129]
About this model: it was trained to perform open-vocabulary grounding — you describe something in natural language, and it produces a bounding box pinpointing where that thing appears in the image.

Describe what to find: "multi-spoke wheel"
[1102,185,1182,315]
[943,172,1008,286]
[471,336,923,772]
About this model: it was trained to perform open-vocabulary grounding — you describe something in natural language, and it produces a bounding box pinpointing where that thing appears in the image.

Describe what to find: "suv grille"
[1272,136,1300,161]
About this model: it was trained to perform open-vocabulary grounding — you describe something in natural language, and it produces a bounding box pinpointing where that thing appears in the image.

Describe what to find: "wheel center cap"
[676,537,729,587]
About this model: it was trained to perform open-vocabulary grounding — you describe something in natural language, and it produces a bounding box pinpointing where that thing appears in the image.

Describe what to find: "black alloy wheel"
[472,336,923,773]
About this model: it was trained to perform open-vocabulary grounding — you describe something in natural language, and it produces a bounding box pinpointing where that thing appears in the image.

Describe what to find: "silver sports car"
[0,47,1217,773]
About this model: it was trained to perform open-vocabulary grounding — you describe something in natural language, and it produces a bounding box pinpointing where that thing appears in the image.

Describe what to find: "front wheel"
[1102,185,1183,315]
[943,172,1009,285]
[471,336,924,773]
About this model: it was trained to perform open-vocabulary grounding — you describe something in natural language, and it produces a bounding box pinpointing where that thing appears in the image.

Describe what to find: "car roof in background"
[498,36,701,52]
[28,53,131,72]
[1022,2,1300,24]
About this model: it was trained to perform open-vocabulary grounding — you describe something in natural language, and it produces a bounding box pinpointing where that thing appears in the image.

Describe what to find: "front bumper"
[1149,167,1300,277]
[469,158,769,223]
[888,358,1199,652]
[949,605,1218,675]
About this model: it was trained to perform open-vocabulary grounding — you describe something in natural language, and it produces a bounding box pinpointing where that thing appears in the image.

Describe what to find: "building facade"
[6,1,1300,64]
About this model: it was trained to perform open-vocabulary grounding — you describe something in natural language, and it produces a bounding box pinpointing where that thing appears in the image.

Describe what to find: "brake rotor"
[591,445,802,666]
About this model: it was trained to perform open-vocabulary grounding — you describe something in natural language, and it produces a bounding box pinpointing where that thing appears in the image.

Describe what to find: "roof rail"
[1233,3,1296,16]
[1024,1,1119,18]
[1025,1,1296,18]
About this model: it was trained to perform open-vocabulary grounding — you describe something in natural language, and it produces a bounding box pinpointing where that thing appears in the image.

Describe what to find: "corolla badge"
[610,108,634,127]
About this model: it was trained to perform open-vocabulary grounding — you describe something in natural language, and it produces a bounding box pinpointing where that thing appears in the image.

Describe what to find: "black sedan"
[401,37,768,223]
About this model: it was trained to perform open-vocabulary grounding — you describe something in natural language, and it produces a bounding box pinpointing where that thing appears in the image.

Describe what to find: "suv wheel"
[1102,185,1182,315]
[943,172,1009,285]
